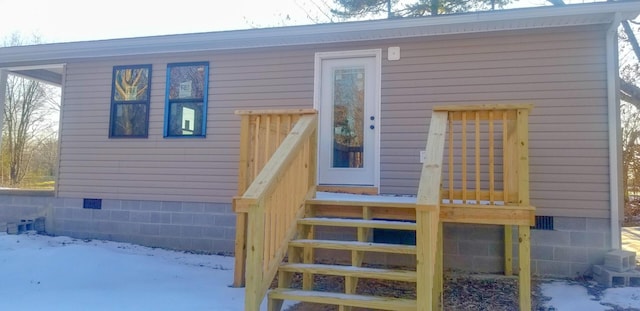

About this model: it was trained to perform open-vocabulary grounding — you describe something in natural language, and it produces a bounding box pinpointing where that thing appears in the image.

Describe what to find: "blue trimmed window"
[109,64,152,138]
[164,62,209,137]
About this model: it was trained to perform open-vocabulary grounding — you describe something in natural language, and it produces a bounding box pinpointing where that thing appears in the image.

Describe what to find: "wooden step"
[269,289,417,311]
[307,198,417,209]
[279,263,417,282]
[289,239,416,254]
[298,217,416,230]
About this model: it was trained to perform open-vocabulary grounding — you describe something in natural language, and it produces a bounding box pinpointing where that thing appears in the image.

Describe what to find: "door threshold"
[316,185,379,195]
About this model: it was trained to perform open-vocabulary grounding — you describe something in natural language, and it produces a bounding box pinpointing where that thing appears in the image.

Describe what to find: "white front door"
[315,50,380,187]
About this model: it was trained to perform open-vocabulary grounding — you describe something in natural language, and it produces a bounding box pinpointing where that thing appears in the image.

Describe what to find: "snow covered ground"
[1,233,639,310]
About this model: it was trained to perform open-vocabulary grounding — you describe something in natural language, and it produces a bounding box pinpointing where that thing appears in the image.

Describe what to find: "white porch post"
[606,14,623,250]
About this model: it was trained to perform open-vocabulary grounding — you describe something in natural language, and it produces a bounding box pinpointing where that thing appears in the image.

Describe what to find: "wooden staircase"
[233,105,535,311]
[269,200,419,311]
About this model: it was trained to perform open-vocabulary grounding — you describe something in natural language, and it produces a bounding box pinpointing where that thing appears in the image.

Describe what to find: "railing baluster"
[475,111,480,202]
[253,116,261,180]
[489,111,495,204]
[276,115,282,145]
[462,111,467,202]
[265,115,271,164]
[448,112,454,201]
[502,112,508,203]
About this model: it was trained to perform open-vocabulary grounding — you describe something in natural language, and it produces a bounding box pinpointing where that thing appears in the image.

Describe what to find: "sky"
[0,0,601,44]
[1,232,639,310]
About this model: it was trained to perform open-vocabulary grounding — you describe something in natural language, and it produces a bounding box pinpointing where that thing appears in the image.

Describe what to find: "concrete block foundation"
[0,192,619,278]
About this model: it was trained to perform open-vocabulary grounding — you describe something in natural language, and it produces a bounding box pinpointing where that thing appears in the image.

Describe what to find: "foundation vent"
[83,198,102,210]
[533,216,554,230]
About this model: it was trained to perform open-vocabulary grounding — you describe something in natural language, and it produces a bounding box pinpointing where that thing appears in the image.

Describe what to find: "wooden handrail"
[238,114,318,311]
[434,103,533,112]
[235,108,317,116]
[233,109,318,288]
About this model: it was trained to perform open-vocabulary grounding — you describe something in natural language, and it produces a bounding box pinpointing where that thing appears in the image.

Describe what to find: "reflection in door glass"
[332,67,364,168]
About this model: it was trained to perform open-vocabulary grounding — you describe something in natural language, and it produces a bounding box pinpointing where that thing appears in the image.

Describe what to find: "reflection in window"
[109,65,151,138]
[332,67,364,168]
[164,62,209,137]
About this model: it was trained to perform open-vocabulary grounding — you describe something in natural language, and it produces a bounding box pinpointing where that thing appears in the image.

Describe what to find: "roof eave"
[1,1,639,68]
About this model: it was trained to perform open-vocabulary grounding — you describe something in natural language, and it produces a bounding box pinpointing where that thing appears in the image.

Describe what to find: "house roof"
[1,1,639,73]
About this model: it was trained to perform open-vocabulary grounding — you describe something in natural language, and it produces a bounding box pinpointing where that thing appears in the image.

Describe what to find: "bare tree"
[2,34,59,186]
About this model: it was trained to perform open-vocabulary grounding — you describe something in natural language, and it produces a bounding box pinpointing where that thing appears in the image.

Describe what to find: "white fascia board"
[0,2,639,67]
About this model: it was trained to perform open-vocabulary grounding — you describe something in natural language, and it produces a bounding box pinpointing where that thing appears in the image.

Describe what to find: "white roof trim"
[1,2,639,67]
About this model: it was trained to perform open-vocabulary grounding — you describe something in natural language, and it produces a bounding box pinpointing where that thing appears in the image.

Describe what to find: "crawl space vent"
[83,198,102,210]
[533,216,554,230]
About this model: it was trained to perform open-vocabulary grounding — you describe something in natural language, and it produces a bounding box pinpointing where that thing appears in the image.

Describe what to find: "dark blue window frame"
[164,62,209,138]
[109,64,152,138]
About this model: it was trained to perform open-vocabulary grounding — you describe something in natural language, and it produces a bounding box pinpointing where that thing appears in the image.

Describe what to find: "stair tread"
[298,217,416,230]
[269,288,416,311]
[280,263,417,282]
[289,239,416,254]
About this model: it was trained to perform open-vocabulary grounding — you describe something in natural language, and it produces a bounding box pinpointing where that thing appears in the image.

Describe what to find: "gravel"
[279,272,550,311]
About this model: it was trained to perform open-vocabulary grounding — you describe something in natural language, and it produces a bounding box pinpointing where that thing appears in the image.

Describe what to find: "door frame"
[313,49,382,189]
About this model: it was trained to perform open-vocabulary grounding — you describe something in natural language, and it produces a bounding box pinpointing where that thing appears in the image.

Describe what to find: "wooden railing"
[437,104,532,206]
[233,112,318,311]
[433,104,533,311]
[233,109,317,287]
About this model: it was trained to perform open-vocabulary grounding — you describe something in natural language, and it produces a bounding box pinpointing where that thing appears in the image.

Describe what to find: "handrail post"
[516,107,532,311]
[234,115,251,287]
[417,111,448,311]
[245,201,265,311]
[503,111,518,277]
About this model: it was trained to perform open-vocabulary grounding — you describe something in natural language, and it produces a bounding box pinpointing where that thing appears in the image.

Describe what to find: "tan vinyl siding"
[59,24,610,218]
[378,25,609,218]
[59,51,314,203]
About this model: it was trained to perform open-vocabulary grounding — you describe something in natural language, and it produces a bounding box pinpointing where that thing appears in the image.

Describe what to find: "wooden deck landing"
[309,192,535,226]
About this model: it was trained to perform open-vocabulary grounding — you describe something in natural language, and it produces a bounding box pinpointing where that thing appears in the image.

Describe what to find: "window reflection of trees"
[333,68,365,168]
[114,68,149,101]
[169,66,205,99]
[114,104,147,136]
[111,67,150,137]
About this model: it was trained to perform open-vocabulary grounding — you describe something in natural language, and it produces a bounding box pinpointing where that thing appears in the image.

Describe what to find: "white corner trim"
[54,64,67,198]
[606,13,623,250]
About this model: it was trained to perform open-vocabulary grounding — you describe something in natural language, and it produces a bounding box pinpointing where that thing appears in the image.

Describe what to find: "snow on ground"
[0,233,295,311]
[2,232,639,311]
[542,281,640,310]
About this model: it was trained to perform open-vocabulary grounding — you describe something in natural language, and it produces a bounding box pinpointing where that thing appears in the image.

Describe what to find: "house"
[1,2,640,309]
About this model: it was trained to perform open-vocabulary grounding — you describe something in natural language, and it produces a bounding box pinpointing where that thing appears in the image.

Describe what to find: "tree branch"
[621,78,640,110]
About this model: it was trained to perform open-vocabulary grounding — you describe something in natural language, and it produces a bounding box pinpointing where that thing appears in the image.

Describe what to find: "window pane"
[112,104,148,136]
[113,67,150,101]
[332,67,364,168]
[169,65,206,100]
[167,102,203,136]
